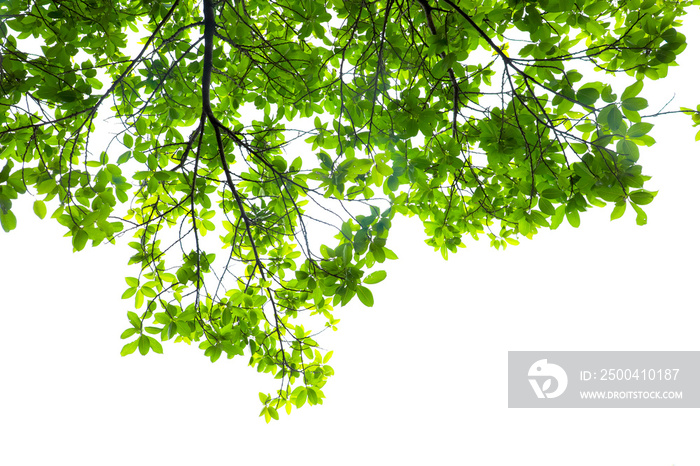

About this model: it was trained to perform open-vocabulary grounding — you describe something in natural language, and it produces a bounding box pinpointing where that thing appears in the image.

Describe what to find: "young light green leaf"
[125,277,139,287]
[631,202,648,225]
[120,328,137,339]
[323,351,334,364]
[120,339,139,357]
[33,200,47,219]
[294,388,307,408]
[610,202,626,220]
[363,270,387,284]
[551,205,566,229]
[127,311,141,329]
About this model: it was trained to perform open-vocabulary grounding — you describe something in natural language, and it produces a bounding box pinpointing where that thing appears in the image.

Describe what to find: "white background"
[2,10,700,466]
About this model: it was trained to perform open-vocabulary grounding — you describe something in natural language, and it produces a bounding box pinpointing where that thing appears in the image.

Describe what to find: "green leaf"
[655,49,676,63]
[166,322,177,339]
[351,159,373,175]
[551,205,566,229]
[376,162,392,176]
[295,388,307,408]
[147,336,163,354]
[120,339,139,356]
[0,210,17,232]
[610,202,626,220]
[33,200,47,219]
[566,209,580,228]
[631,202,647,225]
[0,197,11,215]
[538,198,555,215]
[576,88,599,106]
[621,80,643,100]
[72,229,89,251]
[208,346,222,362]
[127,311,141,329]
[629,190,656,205]
[140,286,156,298]
[0,165,10,184]
[626,122,653,138]
[356,286,374,307]
[584,1,608,16]
[125,277,139,287]
[364,270,387,284]
[36,179,57,195]
[606,106,623,130]
[518,217,530,235]
[307,388,318,405]
[622,106,641,123]
[323,351,334,363]
[138,335,150,355]
[386,175,399,192]
[616,139,639,161]
[176,321,191,337]
[56,90,79,102]
[621,98,648,111]
[154,312,171,324]
[353,229,369,254]
[541,188,564,199]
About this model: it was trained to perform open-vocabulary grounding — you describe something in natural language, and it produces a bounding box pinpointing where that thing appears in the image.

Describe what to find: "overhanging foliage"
[1,0,698,420]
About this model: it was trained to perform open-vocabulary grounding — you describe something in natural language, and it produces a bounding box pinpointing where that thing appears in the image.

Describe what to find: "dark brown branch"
[439,0,596,113]
[202,0,266,281]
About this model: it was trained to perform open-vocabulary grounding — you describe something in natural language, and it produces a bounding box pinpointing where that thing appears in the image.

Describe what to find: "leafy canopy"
[1,0,698,421]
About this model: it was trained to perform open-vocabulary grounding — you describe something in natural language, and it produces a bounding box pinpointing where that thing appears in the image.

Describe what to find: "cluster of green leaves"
[1,0,698,419]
